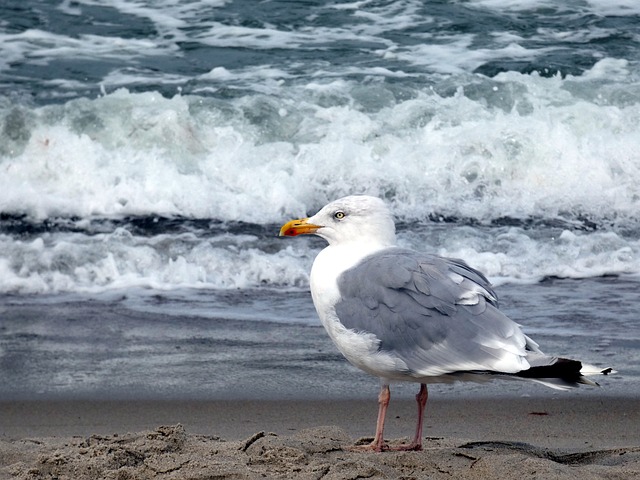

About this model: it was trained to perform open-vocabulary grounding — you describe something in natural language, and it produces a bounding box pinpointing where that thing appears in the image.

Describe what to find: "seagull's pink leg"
[349,383,428,452]
[349,384,391,452]
[415,383,428,444]
[389,383,428,451]
[371,384,391,451]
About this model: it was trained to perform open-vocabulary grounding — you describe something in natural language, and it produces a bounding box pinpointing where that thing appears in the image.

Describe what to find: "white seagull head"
[280,195,397,247]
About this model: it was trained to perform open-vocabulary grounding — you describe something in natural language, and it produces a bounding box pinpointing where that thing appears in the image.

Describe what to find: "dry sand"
[3,424,639,480]
[1,396,639,479]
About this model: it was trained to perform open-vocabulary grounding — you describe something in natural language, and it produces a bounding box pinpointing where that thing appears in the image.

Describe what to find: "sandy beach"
[2,395,639,479]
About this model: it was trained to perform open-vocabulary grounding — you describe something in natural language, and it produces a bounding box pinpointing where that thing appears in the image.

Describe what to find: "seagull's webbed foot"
[346,440,389,453]
[347,439,422,452]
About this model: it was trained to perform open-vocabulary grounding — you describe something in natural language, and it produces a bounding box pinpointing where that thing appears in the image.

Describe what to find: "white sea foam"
[1,59,639,224]
[585,0,640,16]
[466,0,565,11]
[0,230,312,294]
[389,39,548,74]
[0,29,175,68]
[1,220,640,294]
[401,226,640,285]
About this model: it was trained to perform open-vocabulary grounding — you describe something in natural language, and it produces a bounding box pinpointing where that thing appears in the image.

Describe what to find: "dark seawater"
[0,277,632,400]
[0,0,639,399]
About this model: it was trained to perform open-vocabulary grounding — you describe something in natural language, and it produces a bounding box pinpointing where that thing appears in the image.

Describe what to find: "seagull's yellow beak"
[279,218,322,237]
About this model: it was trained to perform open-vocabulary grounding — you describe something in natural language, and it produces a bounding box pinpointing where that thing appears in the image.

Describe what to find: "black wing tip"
[517,358,582,381]
[516,359,616,388]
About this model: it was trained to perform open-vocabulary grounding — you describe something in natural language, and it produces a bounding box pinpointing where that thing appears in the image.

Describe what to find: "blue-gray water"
[0,0,638,400]
[0,277,633,400]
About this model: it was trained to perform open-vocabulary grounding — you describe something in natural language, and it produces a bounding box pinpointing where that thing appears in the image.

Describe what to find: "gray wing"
[334,249,533,377]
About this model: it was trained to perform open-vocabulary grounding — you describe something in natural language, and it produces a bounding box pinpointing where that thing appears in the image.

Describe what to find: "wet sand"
[2,395,639,479]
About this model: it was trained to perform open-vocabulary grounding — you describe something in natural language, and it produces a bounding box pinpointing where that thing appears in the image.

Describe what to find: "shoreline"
[3,395,638,448]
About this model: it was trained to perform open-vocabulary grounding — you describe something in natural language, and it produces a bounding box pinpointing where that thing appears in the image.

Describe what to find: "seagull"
[279,195,614,452]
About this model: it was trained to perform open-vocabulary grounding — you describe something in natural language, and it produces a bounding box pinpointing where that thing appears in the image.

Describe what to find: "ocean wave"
[1,62,639,226]
[0,212,639,294]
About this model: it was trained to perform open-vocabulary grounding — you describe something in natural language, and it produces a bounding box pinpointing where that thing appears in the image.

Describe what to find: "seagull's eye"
[333,211,345,220]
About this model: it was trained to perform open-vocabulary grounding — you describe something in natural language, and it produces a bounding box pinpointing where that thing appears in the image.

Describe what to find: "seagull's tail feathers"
[515,355,616,391]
